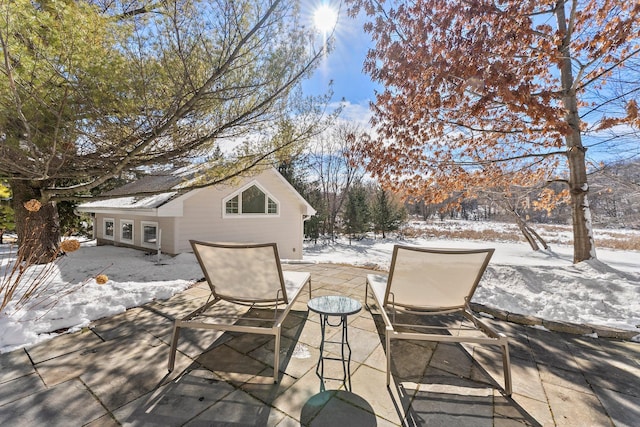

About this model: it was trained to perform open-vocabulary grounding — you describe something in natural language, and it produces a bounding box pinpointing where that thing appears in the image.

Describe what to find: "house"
[76,167,316,259]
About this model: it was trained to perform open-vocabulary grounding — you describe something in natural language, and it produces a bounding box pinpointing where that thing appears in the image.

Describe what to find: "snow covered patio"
[1,263,638,426]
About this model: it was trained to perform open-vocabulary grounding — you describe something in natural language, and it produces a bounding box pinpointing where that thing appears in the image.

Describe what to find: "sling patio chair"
[168,241,312,383]
[365,245,512,396]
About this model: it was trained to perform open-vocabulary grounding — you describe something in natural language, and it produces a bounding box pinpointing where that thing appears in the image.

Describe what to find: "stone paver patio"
[1,263,639,426]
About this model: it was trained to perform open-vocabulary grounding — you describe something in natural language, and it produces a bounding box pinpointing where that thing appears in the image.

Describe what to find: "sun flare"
[313,4,338,34]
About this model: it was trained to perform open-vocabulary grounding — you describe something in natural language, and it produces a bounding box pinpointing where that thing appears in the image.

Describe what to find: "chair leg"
[364,280,371,311]
[168,322,181,372]
[502,341,512,396]
[385,330,391,386]
[273,328,281,383]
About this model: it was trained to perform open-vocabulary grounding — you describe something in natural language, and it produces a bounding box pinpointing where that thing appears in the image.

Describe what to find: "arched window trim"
[222,180,280,218]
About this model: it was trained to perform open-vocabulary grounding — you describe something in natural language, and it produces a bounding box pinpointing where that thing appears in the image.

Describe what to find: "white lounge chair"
[366,245,512,395]
[168,241,312,383]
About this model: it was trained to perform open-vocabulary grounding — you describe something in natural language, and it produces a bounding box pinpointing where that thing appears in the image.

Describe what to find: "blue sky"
[301,5,378,124]
[299,4,637,165]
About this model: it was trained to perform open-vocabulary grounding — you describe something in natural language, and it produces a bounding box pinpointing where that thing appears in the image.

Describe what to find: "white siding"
[94,213,178,254]
[176,170,306,259]
[88,169,312,259]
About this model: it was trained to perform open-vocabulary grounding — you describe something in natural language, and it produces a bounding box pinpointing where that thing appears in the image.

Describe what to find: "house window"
[223,183,279,217]
[242,185,266,213]
[141,221,158,248]
[268,198,278,214]
[225,195,239,214]
[120,220,133,243]
[104,218,114,240]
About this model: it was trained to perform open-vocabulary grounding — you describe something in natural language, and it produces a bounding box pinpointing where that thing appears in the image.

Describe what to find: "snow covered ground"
[1,220,639,353]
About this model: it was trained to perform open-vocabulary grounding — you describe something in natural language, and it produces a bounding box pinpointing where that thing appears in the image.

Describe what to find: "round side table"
[307,295,362,391]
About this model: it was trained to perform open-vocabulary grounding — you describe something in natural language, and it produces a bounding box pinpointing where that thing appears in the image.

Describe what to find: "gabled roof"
[77,192,178,210]
[77,165,199,210]
[101,172,189,197]
[77,166,316,216]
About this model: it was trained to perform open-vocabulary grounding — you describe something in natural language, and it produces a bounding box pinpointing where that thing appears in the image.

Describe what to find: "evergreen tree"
[57,201,89,237]
[0,183,13,244]
[343,185,370,243]
[302,188,325,243]
[1,0,329,262]
[371,188,407,238]
[277,157,325,243]
[0,207,13,245]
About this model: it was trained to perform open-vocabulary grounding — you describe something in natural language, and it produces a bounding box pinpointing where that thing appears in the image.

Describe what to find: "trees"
[589,159,640,227]
[343,184,370,242]
[0,183,13,244]
[371,187,406,238]
[346,0,640,263]
[0,0,329,261]
[307,122,366,240]
[276,147,326,243]
[480,187,550,251]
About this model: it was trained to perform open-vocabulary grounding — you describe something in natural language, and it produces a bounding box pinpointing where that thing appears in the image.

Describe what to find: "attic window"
[226,195,239,214]
[224,184,278,216]
[268,198,278,214]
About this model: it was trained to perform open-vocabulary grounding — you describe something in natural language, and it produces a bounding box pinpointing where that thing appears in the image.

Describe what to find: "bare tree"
[306,122,366,241]
[479,187,550,251]
[590,160,640,227]
[347,0,640,263]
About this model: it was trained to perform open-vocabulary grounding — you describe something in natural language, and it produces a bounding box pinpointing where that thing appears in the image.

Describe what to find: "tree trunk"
[10,180,61,264]
[517,220,540,251]
[525,225,549,250]
[495,197,549,251]
[556,1,596,263]
[566,148,595,262]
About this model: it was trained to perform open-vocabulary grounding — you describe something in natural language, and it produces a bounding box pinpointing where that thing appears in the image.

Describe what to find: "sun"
[313,4,338,34]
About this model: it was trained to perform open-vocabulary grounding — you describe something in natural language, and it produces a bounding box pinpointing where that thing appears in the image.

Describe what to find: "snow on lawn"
[304,235,640,334]
[1,220,639,353]
[0,242,202,353]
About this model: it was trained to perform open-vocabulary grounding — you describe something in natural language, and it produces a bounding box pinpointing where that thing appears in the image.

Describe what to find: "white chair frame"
[168,241,311,383]
[366,245,512,395]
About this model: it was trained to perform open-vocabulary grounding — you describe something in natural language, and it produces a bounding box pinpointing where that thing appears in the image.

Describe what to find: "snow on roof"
[77,166,314,213]
[78,192,177,210]
[78,165,203,210]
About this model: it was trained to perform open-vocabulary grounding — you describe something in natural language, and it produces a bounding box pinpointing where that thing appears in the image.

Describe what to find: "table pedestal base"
[316,313,353,391]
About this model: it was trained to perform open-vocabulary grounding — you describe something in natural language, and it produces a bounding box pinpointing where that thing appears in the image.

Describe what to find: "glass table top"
[307,295,362,316]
